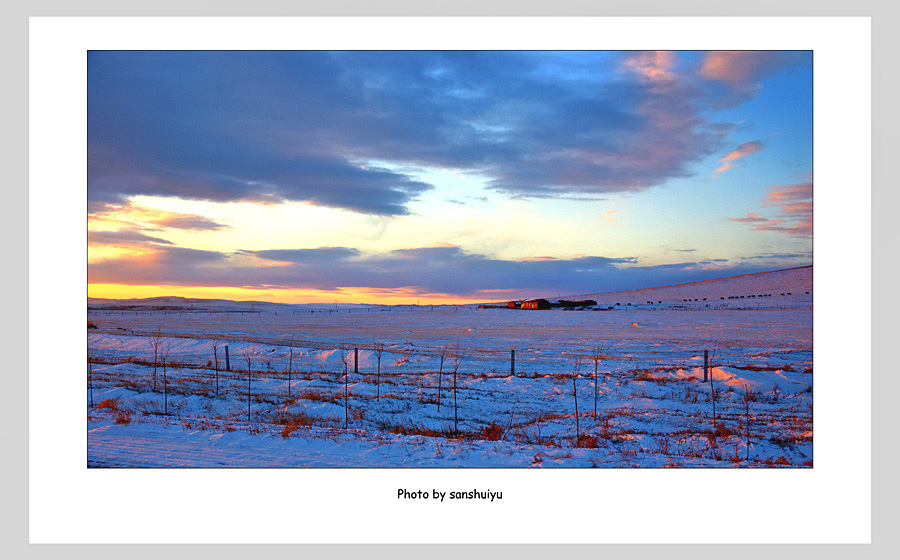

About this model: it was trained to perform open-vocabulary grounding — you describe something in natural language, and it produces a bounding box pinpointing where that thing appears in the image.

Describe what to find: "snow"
[86,267,813,468]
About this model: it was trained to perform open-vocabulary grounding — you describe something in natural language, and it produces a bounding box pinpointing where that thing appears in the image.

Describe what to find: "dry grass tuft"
[713,424,735,440]
[480,422,504,441]
[97,398,119,411]
[279,412,315,438]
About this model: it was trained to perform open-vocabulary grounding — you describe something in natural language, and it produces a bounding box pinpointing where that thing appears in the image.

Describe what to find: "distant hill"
[87,295,295,312]
[565,265,812,308]
[87,295,392,313]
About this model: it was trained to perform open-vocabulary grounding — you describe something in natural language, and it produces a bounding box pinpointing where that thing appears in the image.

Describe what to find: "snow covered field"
[86,269,813,468]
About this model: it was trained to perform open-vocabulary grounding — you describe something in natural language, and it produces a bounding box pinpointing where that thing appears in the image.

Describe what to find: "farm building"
[521,298,551,310]
[506,301,522,309]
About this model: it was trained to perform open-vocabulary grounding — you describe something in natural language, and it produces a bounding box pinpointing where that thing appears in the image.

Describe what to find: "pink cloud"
[715,140,764,174]
[699,51,783,84]
[698,51,806,108]
[728,212,777,224]
[728,180,812,238]
[781,201,813,215]
[622,51,678,82]
[765,181,813,206]
[520,256,559,262]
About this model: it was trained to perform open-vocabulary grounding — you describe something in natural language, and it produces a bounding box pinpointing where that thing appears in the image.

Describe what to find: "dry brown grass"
[299,388,339,404]
[97,398,119,411]
[480,422,504,441]
[278,412,315,438]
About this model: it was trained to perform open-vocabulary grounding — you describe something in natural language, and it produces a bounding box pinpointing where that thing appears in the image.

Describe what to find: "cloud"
[698,51,810,108]
[742,252,811,261]
[728,212,777,224]
[763,181,813,237]
[150,214,230,231]
[88,241,799,299]
[88,143,432,216]
[89,245,229,286]
[728,212,787,233]
[241,247,361,264]
[728,180,812,237]
[88,52,434,216]
[519,256,559,262]
[89,51,807,213]
[715,140,764,174]
[88,201,230,232]
[765,181,813,206]
[88,229,174,246]
[621,51,678,82]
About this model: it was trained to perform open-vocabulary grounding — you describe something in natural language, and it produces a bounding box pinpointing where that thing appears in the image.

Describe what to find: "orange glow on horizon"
[88,283,494,305]
[87,244,150,262]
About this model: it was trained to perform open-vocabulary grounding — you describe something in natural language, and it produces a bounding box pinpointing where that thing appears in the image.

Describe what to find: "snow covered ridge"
[565,265,812,309]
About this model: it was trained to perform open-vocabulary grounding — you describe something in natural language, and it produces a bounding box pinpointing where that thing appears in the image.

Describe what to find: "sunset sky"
[87,50,812,304]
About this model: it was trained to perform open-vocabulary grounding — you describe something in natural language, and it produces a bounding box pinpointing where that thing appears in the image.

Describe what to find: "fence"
[86,328,814,463]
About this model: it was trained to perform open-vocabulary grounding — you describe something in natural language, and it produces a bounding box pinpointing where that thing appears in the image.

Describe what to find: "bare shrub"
[599,414,613,438]
[714,424,734,439]
[97,398,119,411]
[770,384,782,400]
[656,434,671,455]
[480,422,504,441]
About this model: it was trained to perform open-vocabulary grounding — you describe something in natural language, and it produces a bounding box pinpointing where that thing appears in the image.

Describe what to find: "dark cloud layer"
[88,51,809,215]
[240,247,362,264]
[88,229,174,246]
[89,242,803,298]
[151,214,230,231]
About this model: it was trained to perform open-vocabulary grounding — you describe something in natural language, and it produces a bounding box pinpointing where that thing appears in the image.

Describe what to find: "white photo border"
[29,16,870,544]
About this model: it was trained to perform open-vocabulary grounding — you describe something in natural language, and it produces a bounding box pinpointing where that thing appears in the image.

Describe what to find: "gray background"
[4,1,890,558]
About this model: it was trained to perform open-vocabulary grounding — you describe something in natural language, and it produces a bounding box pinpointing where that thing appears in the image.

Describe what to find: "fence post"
[163,360,168,415]
[354,348,359,373]
[344,358,349,429]
[511,349,515,376]
[573,372,580,446]
[225,345,230,372]
[703,350,708,383]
